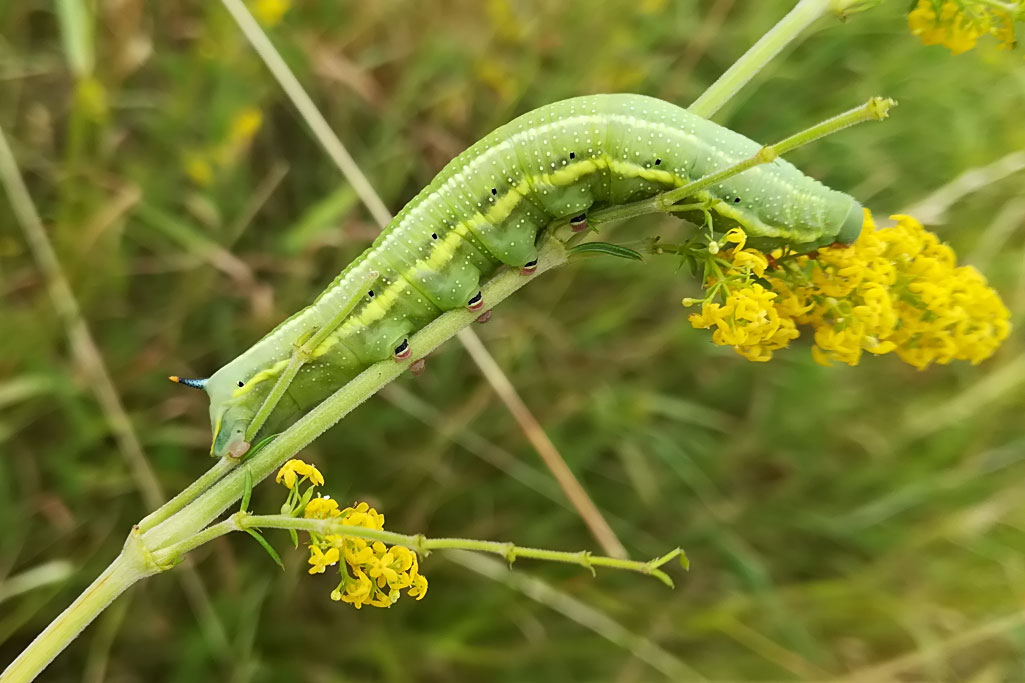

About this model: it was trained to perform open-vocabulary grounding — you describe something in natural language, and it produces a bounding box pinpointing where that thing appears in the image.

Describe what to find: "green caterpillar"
[173,94,864,458]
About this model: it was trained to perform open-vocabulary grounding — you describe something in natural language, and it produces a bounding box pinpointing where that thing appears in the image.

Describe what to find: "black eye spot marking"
[570,212,588,233]
[393,339,412,361]
[655,158,662,166]
[368,289,375,298]
[569,152,576,159]
[491,188,498,195]
[237,381,244,387]
[431,233,438,239]
[733,197,741,203]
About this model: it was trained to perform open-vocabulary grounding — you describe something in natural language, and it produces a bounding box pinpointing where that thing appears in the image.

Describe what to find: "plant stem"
[0,537,157,683]
[153,513,688,589]
[689,0,837,119]
[137,458,236,532]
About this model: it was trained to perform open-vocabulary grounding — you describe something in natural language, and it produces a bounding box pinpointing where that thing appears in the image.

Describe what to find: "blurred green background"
[3,0,1025,680]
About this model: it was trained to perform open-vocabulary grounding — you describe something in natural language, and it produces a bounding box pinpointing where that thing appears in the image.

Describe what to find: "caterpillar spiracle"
[172,94,864,458]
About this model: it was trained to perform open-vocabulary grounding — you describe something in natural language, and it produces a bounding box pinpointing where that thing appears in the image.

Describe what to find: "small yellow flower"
[723,227,747,251]
[408,573,429,600]
[338,569,374,609]
[731,249,769,278]
[304,496,341,519]
[341,501,385,530]
[308,545,339,574]
[275,459,324,489]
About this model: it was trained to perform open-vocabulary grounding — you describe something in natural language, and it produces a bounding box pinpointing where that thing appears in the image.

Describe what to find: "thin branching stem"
[152,513,689,589]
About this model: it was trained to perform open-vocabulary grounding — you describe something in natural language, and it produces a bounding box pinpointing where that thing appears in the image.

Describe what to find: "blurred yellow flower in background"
[251,0,291,27]
[908,0,1020,54]
[183,106,264,186]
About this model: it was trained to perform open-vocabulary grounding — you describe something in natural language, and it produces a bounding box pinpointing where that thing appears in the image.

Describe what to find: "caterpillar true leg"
[409,358,427,376]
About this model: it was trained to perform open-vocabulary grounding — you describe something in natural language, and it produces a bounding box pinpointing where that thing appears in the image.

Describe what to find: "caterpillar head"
[171,373,253,458]
[204,365,259,459]
[210,401,254,459]
[834,198,866,246]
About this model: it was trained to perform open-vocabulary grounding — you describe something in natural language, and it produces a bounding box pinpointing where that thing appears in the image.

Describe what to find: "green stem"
[689,0,862,119]
[0,536,157,683]
[154,513,687,589]
[137,457,236,532]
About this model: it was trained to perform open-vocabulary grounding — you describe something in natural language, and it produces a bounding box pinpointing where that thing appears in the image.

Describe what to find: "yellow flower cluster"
[304,500,428,609]
[908,0,1019,54]
[688,283,800,362]
[688,229,800,362]
[685,214,1011,369]
[274,460,428,609]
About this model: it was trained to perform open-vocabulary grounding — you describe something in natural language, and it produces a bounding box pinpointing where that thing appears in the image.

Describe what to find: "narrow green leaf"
[685,254,699,277]
[296,485,316,515]
[246,433,279,460]
[288,528,299,549]
[245,529,284,570]
[240,468,253,513]
[568,242,644,261]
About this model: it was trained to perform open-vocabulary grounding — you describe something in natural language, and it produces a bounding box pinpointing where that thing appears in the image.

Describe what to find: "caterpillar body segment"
[195,94,863,458]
